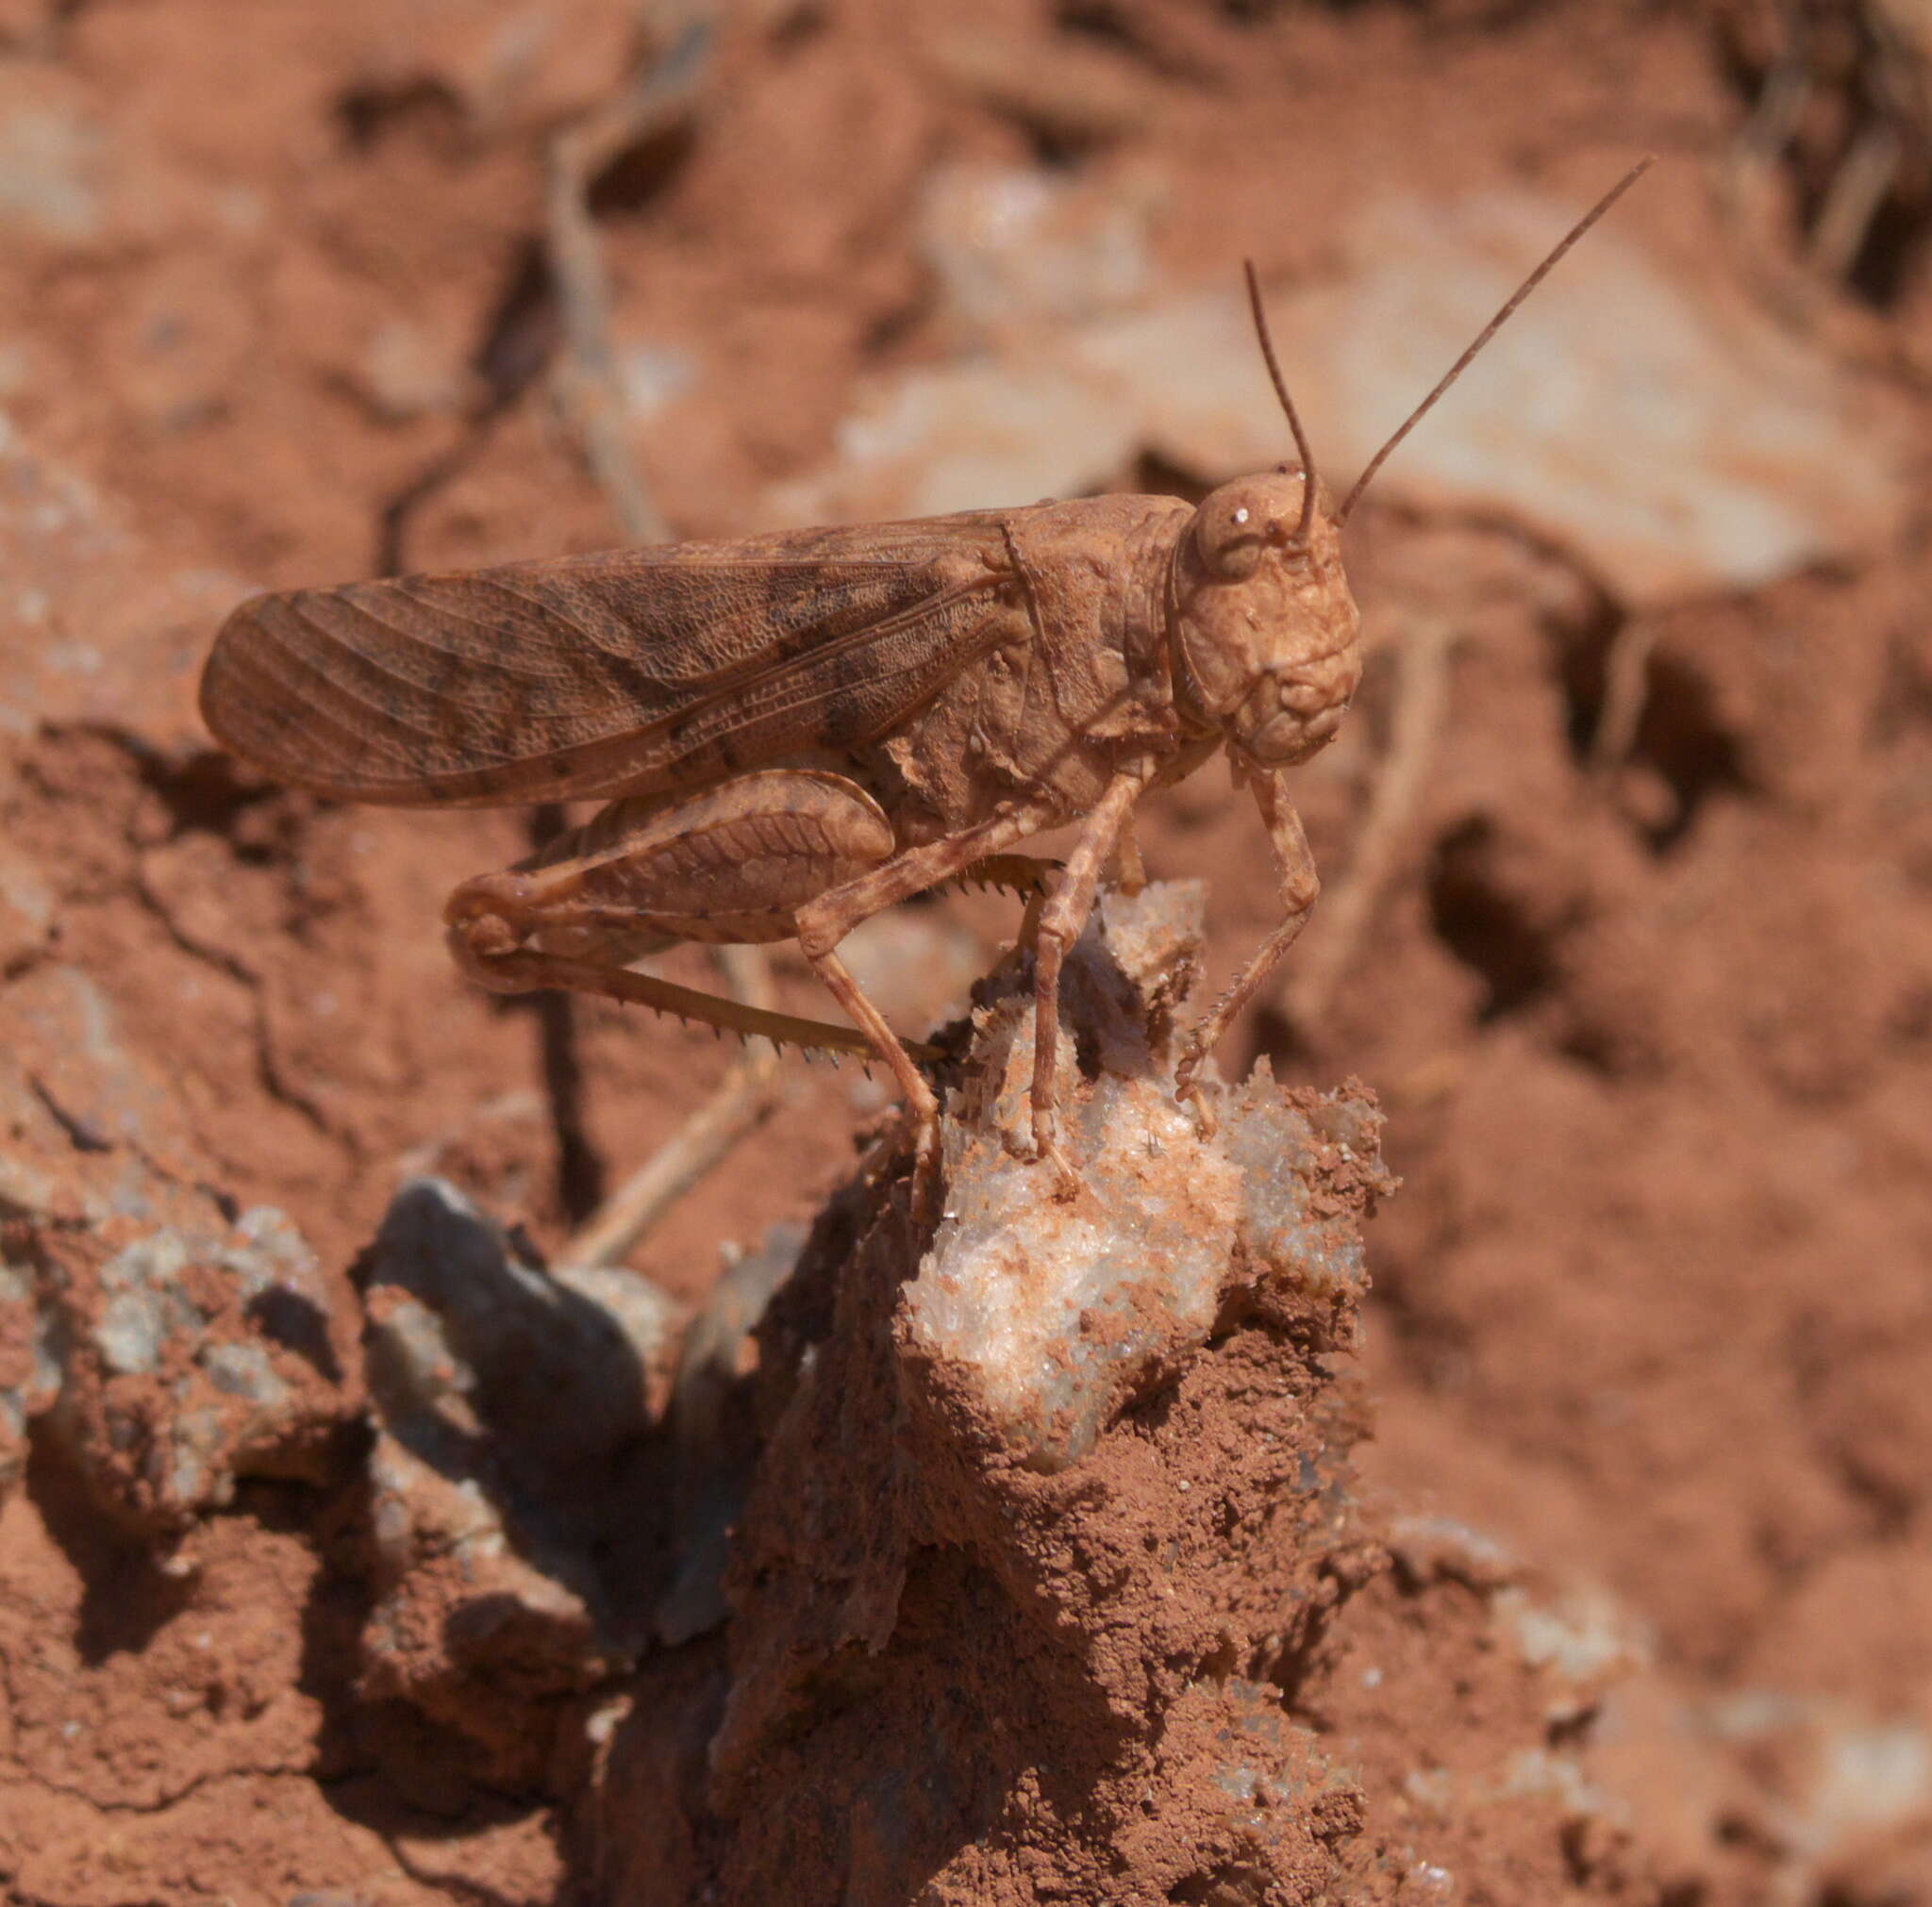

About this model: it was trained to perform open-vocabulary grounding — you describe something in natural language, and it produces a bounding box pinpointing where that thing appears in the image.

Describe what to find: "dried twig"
[1724,3,1813,207]
[1590,616,1659,771]
[1809,116,1904,279]
[543,10,711,546]
[544,8,781,1266]
[568,944,783,1268]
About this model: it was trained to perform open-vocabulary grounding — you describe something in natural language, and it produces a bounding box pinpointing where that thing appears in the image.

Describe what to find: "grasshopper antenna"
[1335,155,1655,528]
[1243,258,1320,545]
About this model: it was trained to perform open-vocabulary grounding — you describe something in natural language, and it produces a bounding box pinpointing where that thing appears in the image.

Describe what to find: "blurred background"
[2,0,1931,1899]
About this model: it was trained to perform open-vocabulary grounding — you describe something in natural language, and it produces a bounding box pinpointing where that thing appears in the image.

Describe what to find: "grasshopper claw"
[1028,1111,1082,1201]
[1042,1140,1082,1201]
[1174,1065,1219,1139]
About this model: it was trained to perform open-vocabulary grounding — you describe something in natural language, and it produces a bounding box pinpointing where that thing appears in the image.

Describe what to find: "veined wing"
[199,514,1027,806]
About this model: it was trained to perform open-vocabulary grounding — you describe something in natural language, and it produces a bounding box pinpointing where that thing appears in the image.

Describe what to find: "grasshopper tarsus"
[1176,1075,1220,1141]
[1033,1130,1083,1202]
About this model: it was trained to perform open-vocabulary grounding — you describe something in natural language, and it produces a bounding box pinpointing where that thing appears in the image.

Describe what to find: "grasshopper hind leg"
[443,770,943,1066]
[446,771,1080,1219]
[445,769,967,1213]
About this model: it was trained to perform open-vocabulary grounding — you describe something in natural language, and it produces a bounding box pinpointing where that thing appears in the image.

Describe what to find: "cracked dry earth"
[6,0,1932,1903]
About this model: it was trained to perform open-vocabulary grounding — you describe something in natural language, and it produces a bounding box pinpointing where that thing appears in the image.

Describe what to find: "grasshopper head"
[1170,467,1361,769]
[1173,163,1652,771]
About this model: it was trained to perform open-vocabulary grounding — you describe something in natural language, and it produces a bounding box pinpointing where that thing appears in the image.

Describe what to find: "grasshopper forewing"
[200,161,1649,1205]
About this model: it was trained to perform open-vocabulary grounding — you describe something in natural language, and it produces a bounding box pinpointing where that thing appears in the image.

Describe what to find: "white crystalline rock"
[899,883,1381,1474]
[1222,1072,1374,1302]
[199,1340,289,1408]
[905,1070,1240,1474]
[95,1230,195,1375]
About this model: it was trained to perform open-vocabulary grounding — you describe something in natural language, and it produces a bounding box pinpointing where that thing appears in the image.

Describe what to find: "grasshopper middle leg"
[791,795,1064,1196]
[1025,764,1155,1190]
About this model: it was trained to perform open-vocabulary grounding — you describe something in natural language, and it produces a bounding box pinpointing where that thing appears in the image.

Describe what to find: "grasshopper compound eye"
[1192,484,1281,584]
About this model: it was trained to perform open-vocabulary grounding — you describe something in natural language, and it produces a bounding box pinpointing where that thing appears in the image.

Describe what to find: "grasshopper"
[199,162,1646,1200]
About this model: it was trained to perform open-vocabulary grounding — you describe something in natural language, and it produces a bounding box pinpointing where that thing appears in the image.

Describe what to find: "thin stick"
[1243,259,1321,543]
[543,14,711,546]
[1808,121,1901,283]
[544,10,743,1267]
[1590,616,1659,771]
[568,945,783,1269]
[1336,157,1655,527]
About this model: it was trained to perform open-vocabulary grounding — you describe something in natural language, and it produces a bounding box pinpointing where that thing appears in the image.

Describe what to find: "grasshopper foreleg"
[1174,770,1319,1133]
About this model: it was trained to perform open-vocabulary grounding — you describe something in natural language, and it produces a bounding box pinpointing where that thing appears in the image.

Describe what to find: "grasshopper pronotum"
[201,161,1648,1202]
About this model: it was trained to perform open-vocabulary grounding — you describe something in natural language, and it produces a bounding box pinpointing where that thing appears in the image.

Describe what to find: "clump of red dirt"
[4,2,1932,1903]
[591,882,1722,1904]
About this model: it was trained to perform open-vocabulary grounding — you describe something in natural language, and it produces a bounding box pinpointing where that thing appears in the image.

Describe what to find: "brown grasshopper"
[199,162,1647,1199]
